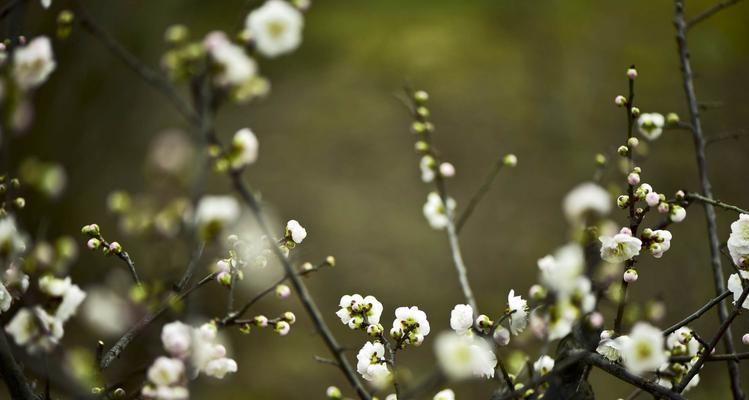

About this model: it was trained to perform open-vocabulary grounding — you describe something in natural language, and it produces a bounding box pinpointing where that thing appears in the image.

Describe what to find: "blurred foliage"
[4,0,749,398]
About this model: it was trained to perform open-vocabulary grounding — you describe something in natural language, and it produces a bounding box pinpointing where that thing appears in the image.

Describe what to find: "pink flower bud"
[623,269,638,283]
[439,162,455,177]
[627,173,640,186]
[742,333,749,346]
[619,227,632,236]
[588,312,604,329]
[645,192,660,207]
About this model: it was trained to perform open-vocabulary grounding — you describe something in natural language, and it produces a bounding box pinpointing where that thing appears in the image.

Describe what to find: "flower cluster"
[144,321,238,398]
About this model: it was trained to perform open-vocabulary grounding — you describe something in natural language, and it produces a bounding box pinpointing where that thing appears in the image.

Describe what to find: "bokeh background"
[5,0,749,398]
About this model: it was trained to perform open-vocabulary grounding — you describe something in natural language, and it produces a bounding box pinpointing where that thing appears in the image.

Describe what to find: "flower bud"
[645,191,660,207]
[326,386,343,399]
[366,324,384,337]
[81,223,101,236]
[283,311,296,324]
[742,333,749,346]
[87,238,101,250]
[475,314,493,332]
[529,284,546,300]
[413,90,429,103]
[675,190,686,200]
[13,197,25,209]
[414,140,429,153]
[416,106,429,118]
[274,321,291,336]
[669,205,686,223]
[217,271,232,287]
[254,315,269,327]
[631,106,640,117]
[619,227,633,236]
[627,137,639,148]
[617,195,630,209]
[617,145,629,156]
[493,326,511,346]
[164,24,189,45]
[666,112,680,125]
[614,95,627,107]
[325,255,336,267]
[275,284,291,299]
[623,269,638,283]
[108,242,123,254]
[411,121,426,134]
[439,162,455,178]
[657,202,670,214]
[588,312,604,329]
[239,323,252,334]
[503,154,518,167]
[627,173,640,186]
[626,67,638,80]
[595,153,606,166]
[600,330,614,340]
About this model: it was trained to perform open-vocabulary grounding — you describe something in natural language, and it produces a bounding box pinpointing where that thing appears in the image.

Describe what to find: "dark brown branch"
[686,193,749,215]
[0,331,39,400]
[584,352,686,400]
[687,0,743,29]
[671,352,749,363]
[71,0,199,125]
[674,1,744,396]
[663,289,731,335]
[98,272,217,370]
[674,280,749,393]
[456,156,506,232]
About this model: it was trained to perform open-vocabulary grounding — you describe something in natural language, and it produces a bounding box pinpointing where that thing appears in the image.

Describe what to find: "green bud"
[595,153,606,166]
[414,140,429,153]
[617,145,629,156]
[13,197,25,209]
[503,154,518,167]
[416,106,429,118]
[413,90,429,103]
[239,323,252,334]
[666,112,680,125]
[165,24,189,45]
[325,255,336,267]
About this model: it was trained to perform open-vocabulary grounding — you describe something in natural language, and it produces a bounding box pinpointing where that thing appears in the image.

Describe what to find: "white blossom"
[420,155,436,183]
[392,306,430,345]
[142,385,188,400]
[537,243,584,295]
[203,357,238,379]
[147,357,185,386]
[81,287,133,336]
[666,327,700,358]
[449,304,474,335]
[435,332,497,380]
[162,321,193,358]
[433,389,455,400]
[727,214,749,268]
[336,294,383,329]
[356,341,390,384]
[286,219,307,243]
[507,290,528,335]
[38,275,71,297]
[563,182,611,223]
[423,192,456,230]
[190,322,238,379]
[637,113,665,141]
[599,228,642,263]
[648,230,672,259]
[533,355,555,375]
[203,31,257,87]
[195,195,240,232]
[246,0,304,58]
[669,205,686,223]
[5,307,63,353]
[727,273,749,310]
[13,36,56,90]
[54,283,85,323]
[621,322,667,374]
[596,334,630,362]
[1,283,13,313]
[230,128,259,170]
[0,217,27,258]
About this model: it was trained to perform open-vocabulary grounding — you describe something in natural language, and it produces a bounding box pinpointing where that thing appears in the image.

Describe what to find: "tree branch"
[686,192,749,215]
[584,352,686,400]
[0,331,39,400]
[663,289,731,335]
[687,0,743,29]
[456,156,506,233]
[673,1,744,396]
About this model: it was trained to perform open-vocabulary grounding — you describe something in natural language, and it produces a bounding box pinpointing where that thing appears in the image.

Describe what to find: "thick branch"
[674,1,743,396]
[0,331,39,400]
[584,352,686,400]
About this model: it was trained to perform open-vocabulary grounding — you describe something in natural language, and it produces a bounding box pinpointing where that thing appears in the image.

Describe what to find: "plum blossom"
[727,273,749,310]
[433,389,455,400]
[336,294,383,329]
[537,243,584,295]
[449,304,474,335]
[647,230,672,259]
[195,195,240,237]
[423,192,456,230]
[596,333,630,362]
[507,290,528,335]
[246,0,304,58]
[0,283,11,313]
[81,287,133,336]
[148,357,185,386]
[562,182,611,223]
[54,283,86,323]
[599,228,642,263]
[230,128,259,170]
[0,217,27,258]
[534,355,555,375]
[204,31,257,87]
[666,327,700,358]
[669,205,686,223]
[727,214,749,268]
[286,219,307,244]
[356,341,390,384]
[420,155,436,183]
[621,323,667,374]
[637,113,665,141]
[13,36,56,90]
[435,332,497,380]
[5,307,63,353]
[190,322,238,379]
[391,306,430,345]
[162,321,193,358]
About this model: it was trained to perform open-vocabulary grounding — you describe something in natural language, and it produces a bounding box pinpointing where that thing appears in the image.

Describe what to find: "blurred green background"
[6,0,749,398]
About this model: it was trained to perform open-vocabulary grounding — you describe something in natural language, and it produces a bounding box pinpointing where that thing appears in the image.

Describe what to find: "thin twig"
[687,0,744,29]
[71,0,199,125]
[663,289,731,335]
[456,157,505,232]
[98,272,217,370]
[674,1,744,396]
[686,193,749,215]
[671,352,749,363]
[173,241,206,292]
